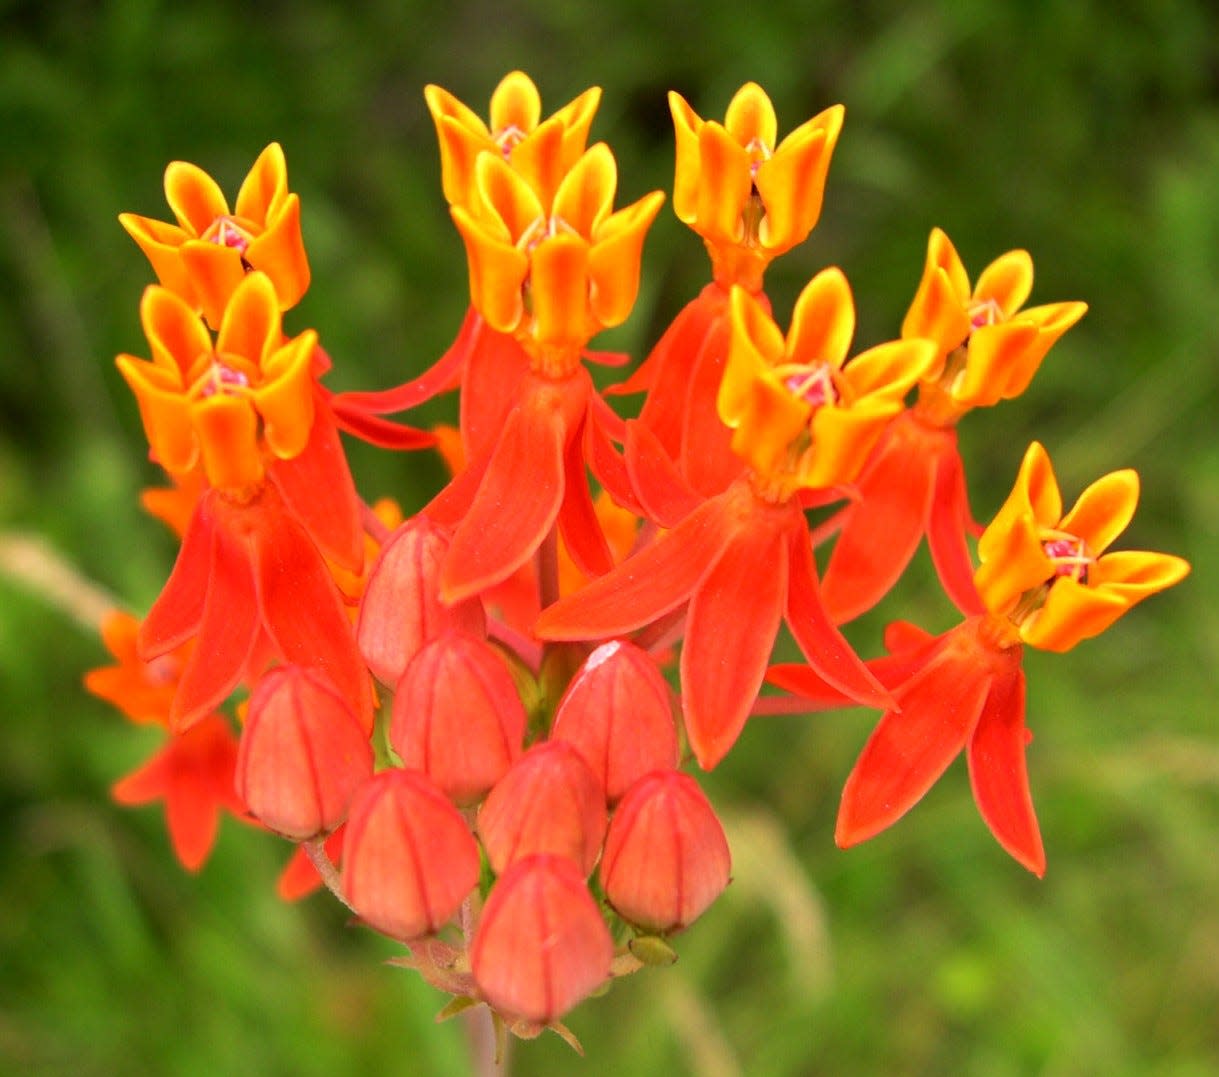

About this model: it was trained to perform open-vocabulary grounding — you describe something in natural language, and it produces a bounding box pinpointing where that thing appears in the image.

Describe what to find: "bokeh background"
[2,1,1217,1074]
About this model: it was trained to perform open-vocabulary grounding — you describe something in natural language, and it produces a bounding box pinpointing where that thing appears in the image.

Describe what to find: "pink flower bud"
[471,854,613,1024]
[340,768,480,942]
[389,631,526,804]
[477,740,606,876]
[356,517,485,686]
[550,640,679,803]
[599,769,731,933]
[236,666,373,840]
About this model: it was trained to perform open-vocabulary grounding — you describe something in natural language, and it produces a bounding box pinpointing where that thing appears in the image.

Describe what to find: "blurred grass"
[2,0,1217,1073]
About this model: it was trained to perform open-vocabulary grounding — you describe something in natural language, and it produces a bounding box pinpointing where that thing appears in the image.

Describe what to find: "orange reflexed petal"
[119,214,194,299]
[902,228,972,350]
[244,193,310,309]
[842,339,939,400]
[451,209,529,334]
[803,398,901,489]
[116,355,199,475]
[178,242,248,329]
[141,285,211,381]
[472,151,545,240]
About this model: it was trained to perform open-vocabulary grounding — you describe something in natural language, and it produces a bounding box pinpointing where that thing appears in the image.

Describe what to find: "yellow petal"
[553,86,601,166]
[693,123,751,245]
[451,207,529,333]
[973,248,1033,317]
[727,375,809,478]
[1059,468,1138,555]
[253,330,318,461]
[164,161,228,235]
[471,152,544,241]
[1019,576,1131,652]
[720,286,783,428]
[192,393,264,489]
[723,82,777,149]
[140,285,211,382]
[244,192,310,309]
[974,506,1052,616]
[553,143,616,237]
[843,338,938,402]
[804,398,901,488]
[754,104,844,252]
[955,321,1040,407]
[432,112,496,209]
[786,267,855,368]
[216,272,282,367]
[587,191,665,328]
[119,214,194,300]
[530,232,592,353]
[902,249,972,354]
[668,91,704,225]
[234,143,289,223]
[116,354,199,475]
[509,116,569,211]
[178,241,248,330]
[490,71,542,135]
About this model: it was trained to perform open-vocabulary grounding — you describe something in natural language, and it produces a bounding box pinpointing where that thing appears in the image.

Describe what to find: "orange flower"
[117,272,316,493]
[425,70,601,212]
[451,143,664,376]
[904,228,1087,424]
[671,83,844,290]
[974,441,1190,652]
[120,142,309,328]
[85,609,185,726]
[720,271,938,502]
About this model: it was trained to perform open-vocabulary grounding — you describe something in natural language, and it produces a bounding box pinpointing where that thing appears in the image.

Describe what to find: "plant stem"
[301,838,358,915]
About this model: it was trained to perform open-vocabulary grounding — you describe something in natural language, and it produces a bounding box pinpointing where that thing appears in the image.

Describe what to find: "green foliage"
[2,0,1216,1073]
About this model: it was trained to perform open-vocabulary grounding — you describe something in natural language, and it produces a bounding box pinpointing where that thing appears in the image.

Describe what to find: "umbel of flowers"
[87,71,1188,1050]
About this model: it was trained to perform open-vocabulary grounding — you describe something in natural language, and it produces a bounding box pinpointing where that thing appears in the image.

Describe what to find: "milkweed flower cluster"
[87,72,1189,1046]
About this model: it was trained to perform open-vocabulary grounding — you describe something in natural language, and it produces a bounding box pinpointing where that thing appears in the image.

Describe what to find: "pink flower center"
[196,357,252,399]
[1043,534,1092,582]
[744,136,772,179]
[495,124,527,157]
[203,215,253,254]
[968,297,1004,331]
[783,363,839,408]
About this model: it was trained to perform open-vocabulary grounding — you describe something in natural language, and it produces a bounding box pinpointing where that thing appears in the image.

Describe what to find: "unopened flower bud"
[356,518,485,687]
[390,631,526,805]
[477,740,606,876]
[550,640,679,803]
[599,769,731,933]
[235,665,373,840]
[471,854,613,1024]
[341,768,480,942]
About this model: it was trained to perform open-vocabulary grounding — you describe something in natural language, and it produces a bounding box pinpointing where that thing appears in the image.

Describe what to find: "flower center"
[516,213,580,252]
[1041,531,1093,582]
[190,352,256,400]
[494,123,527,157]
[744,136,772,179]
[202,215,255,255]
[968,297,1004,331]
[782,362,839,408]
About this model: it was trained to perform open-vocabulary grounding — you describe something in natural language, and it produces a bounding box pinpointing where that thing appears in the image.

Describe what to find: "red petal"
[928,444,985,616]
[820,421,937,625]
[967,664,1045,876]
[835,627,994,848]
[680,312,744,497]
[249,501,373,731]
[584,408,643,516]
[784,521,891,710]
[557,415,614,578]
[625,419,703,529]
[460,320,531,461]
[139,495,215,659]
[331,305,476,415]
[269,394,362,572]
[682,519,787,769]
[535,489,736,641]
[441,392,567,604]
[170,516,260,731]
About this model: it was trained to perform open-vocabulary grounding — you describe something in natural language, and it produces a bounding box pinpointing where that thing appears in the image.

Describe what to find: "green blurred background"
[2,1,1217,1074]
